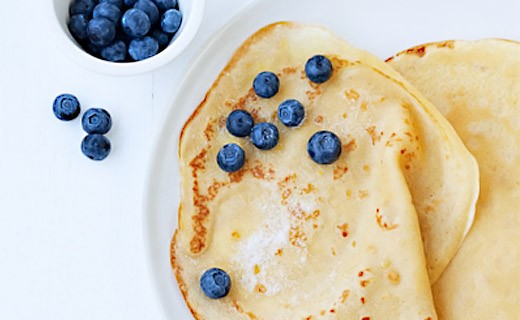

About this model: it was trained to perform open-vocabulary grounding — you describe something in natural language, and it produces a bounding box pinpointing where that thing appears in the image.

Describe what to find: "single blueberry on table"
[82,108,113,134]
[161,9,182,34]
[152,0,177,11]
[87,18,116,47]
[53,94,81,121]
[121,8,151,38]
[250,122,279,150]
[81,134,111,161]
[305,55,333,83]
[100,0,123,7]
[200,268,231,299]
[128,36,159,61]
[93,3,122,24]
[226,110,254,137]
[101,40,127,61]
[68,14,89,40]
[69,0,97,17]
[307,131,342,165]
[134,0,159,25]
[253,71,279,98]
[151,29,169,47]
[216,144,245,173]
[278,99,305,127]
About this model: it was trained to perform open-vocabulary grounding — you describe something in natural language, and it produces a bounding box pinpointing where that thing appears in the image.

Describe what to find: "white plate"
[143,0,520,318]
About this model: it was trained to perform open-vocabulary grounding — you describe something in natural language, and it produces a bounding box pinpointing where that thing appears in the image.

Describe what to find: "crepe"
[388,39,520,319]
[171,22,477,319]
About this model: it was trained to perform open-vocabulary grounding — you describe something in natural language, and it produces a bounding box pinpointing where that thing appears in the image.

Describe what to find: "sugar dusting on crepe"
[232,203,290,295]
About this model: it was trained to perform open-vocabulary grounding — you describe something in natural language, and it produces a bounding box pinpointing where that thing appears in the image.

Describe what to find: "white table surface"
[2,0,520,319]
[0,1,251,319]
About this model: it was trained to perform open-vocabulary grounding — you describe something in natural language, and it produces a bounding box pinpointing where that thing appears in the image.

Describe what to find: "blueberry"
[53,94,81,121]
[81,108,112,134]
[68,14,89,40]
[81,134,111,161]
[305,55,333,83]
[124,0,139,6]
[253,71,279,98]
[128,36,159,61]
[87,18,116,47]
[152,0,177,11]
[226,110,254,137]
[82,108,113,134]
[216,144,245,173]
[200,268,231,299]
[161,9,182,34]
[250,122,279,150]
[100,0,123,7]
[307,131,342,165]
[93,3,122,24]
[70,0,97,17]
[151,29,169,47]
[100,40,127,61]
[134,0,159,25]
[121,8,151,38]
[278,99,305,127]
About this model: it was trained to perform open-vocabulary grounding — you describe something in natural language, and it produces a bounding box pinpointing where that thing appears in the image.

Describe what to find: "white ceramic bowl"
[48,0,205,76]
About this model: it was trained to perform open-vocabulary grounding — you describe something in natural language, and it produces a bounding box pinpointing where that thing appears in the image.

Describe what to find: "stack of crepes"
[387,39,520,320]
[171,22,518,319]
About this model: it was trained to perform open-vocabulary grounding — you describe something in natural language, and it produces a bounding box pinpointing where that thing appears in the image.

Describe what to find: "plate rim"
[141,0,265,318]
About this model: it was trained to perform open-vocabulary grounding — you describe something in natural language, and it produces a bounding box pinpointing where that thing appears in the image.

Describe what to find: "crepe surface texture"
[172,22,477,319]
[388,39,520,320]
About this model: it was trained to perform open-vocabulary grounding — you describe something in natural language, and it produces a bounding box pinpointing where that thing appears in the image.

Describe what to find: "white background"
[1,0,520,319]
[0,0,250,319]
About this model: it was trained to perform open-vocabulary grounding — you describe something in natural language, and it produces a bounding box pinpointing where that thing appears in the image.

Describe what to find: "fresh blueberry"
[226,110,254,137]
[100,40,127,61]
[253,71,279,98]
[151,29,169,47]
[93,3,122,24]
[82,108,113,134]
[69,0,97,17]
[52,94,81,121]
[152,0,177,11]
[278,99,305,127]
[161,9,182,33]
[134,0,159,25]
[124,0,139,6]
[100,0,123,7]
[128,36,159,61]
[87,18,116,47]
[68,14,89,40]
[250,122,279,150]
[305,55,333,83]
[121,8,151,38]
[81,134,111,161]
[216,144,245,173]
[200,268,231,299]
[307,131,342,165]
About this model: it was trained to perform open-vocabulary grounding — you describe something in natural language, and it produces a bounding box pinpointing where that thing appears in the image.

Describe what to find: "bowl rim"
[48,0,206,76]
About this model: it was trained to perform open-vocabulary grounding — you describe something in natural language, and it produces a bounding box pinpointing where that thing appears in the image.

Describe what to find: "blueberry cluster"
[52,94,112,161]
[215,54,341,173]
[203,55,341,299]
[68,0,182,62]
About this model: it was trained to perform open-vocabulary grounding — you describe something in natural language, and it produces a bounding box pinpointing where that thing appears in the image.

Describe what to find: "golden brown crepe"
[388,38,520,320]
[171,22,478,319]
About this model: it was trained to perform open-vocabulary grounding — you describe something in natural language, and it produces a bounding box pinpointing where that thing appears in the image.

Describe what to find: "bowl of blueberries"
[49,0,205,75]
